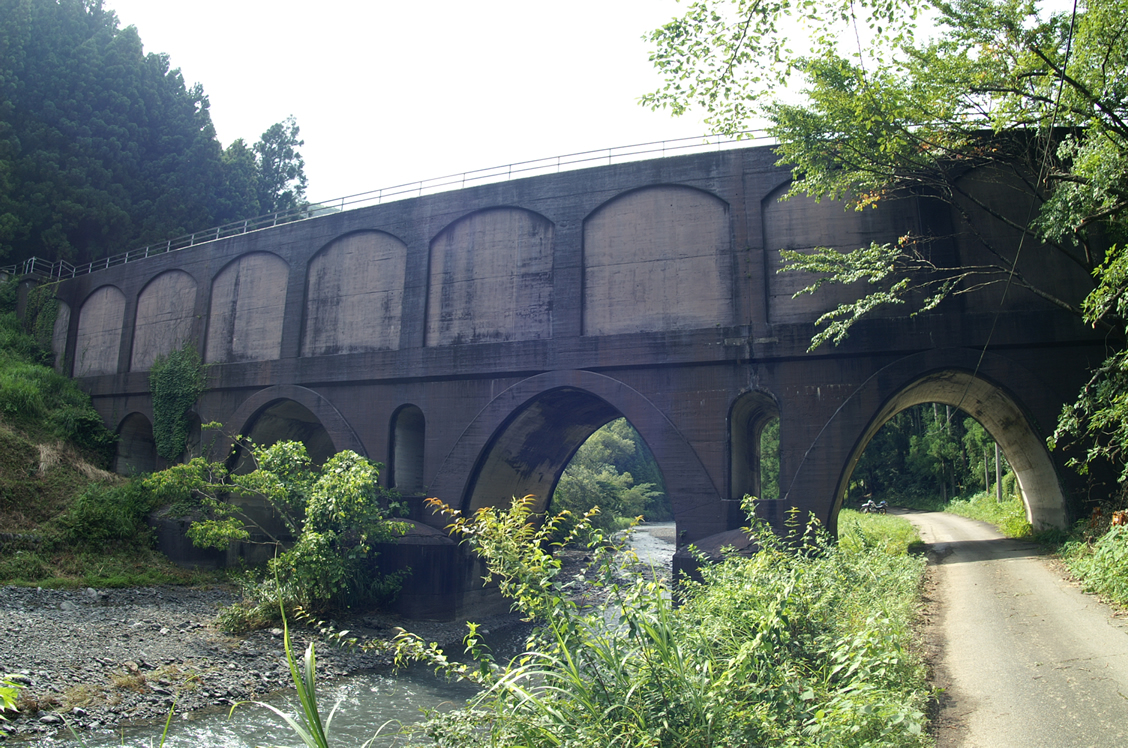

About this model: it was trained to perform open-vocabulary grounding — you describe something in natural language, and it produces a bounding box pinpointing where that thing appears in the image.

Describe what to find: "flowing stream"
[40,523,676,747]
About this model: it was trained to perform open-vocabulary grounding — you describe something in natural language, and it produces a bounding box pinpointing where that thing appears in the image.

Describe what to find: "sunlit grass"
[945,491,1032,538]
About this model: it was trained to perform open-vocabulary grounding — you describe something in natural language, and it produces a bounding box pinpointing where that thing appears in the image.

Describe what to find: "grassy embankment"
[0,283,214,588]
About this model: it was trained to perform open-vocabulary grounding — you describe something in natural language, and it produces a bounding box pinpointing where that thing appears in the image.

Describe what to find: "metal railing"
[0,131,771,282]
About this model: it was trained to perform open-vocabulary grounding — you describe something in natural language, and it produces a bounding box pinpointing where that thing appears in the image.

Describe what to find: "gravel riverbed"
[0,524,677,742]
[0,585,507,741]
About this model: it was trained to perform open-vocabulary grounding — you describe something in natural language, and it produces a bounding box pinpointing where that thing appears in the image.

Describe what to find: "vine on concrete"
[149,342,206,461]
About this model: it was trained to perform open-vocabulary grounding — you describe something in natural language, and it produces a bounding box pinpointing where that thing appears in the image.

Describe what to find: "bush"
[145,440,409,628]
[51,481,158,550]
[946,491,1032,538]
[1062,525,1128,604]
[399,498,930,748]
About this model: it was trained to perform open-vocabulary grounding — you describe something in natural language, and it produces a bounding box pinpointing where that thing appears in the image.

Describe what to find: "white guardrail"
[0,132,771,282]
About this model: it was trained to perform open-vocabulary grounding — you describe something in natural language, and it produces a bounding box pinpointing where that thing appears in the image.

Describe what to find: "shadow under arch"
[114,412,156,475]
[215,385,365,464]
[817,350,1067,533]
[428,370,724,539]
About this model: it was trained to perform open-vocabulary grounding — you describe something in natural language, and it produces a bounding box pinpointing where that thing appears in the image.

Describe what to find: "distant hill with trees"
[0,0,306,267]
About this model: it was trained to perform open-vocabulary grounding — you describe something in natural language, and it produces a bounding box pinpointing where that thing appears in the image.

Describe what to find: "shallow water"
[39,664,478,747]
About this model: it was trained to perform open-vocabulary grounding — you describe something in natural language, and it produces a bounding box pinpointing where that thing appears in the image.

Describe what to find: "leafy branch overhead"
[646,0,1128,474]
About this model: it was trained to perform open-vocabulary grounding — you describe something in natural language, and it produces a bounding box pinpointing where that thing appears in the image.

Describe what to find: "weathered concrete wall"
[426,208,554,346]
[131,270,197,371]
[46,145,1110,619]
[74,285,125,377]
[206,252,288,363]
[583,185,732,335]
[303,231,406,355]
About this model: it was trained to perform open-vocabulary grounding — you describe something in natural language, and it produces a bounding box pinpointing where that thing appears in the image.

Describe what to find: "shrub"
[1061,523,1128,605]
[145,439,409,627]
[398,498,930,748]
[51,481,158,550]
[946,491,1032,538]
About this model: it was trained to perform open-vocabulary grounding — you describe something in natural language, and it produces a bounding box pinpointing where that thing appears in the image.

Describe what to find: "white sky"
[104,0,715,202]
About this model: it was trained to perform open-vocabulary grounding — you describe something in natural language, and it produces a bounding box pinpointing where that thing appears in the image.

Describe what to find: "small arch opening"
[114,413,157,475]
[390,405,425,494]
[231,399,336,473]
[731,392,781,501]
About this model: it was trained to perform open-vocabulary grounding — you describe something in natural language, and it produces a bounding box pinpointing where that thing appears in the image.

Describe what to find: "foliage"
[761,417,781,500]
[552,418,670,534]
[1060,497,1128,605]
[144,439,409,627]
[849,402,1011,505]
[0,287,115,463]
[0,0,310,266]
[148,342,206,462]
[254,115,309,215]
[946,490,1032,538]
[394,497,929,747]
[50,480,157,549]
[645,0,1128,479]
[0,676,21,721]
[837,508,924,556]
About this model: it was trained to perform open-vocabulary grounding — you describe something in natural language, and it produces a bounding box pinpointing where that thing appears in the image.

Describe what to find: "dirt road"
[904,510,1128,747]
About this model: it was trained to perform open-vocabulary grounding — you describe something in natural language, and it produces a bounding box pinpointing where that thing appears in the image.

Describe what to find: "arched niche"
[114,413,156,475]
[730,391,781,501]
[389,405,425,493]
[131,270,197,371]
[74,285,126,377]
[206,252,288,363]
[762,182,920,324]
[303,231,407,356]
[834,370,1066,530]
[583,185,731,335]
[426,207,554,346]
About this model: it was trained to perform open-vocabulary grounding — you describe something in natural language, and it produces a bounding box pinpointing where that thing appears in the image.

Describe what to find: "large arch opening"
[464,387,669,522]
[730,391,781,502]
[390,405,425,494]
[833,370,1066,530]
[230,399,337,473]
[114,413,157,475]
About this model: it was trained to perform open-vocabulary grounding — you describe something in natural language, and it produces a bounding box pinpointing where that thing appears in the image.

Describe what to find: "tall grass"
[395,499,930,748]
[945,491,1032,538]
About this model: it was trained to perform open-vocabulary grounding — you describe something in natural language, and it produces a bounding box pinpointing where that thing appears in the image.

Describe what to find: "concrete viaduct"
[42,145,1106,618]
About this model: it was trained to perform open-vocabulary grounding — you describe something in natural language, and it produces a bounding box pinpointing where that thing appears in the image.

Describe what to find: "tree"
[144,438,407,624]
[0,2,305,266]
[552,418,669,532]
[253,115,308,215]
[645,0,1128,479]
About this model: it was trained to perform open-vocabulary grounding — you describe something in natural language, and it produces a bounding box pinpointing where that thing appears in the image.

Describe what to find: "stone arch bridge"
[42,146,1105,618]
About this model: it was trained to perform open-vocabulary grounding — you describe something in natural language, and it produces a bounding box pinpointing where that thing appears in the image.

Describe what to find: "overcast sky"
[104,0,719,202]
